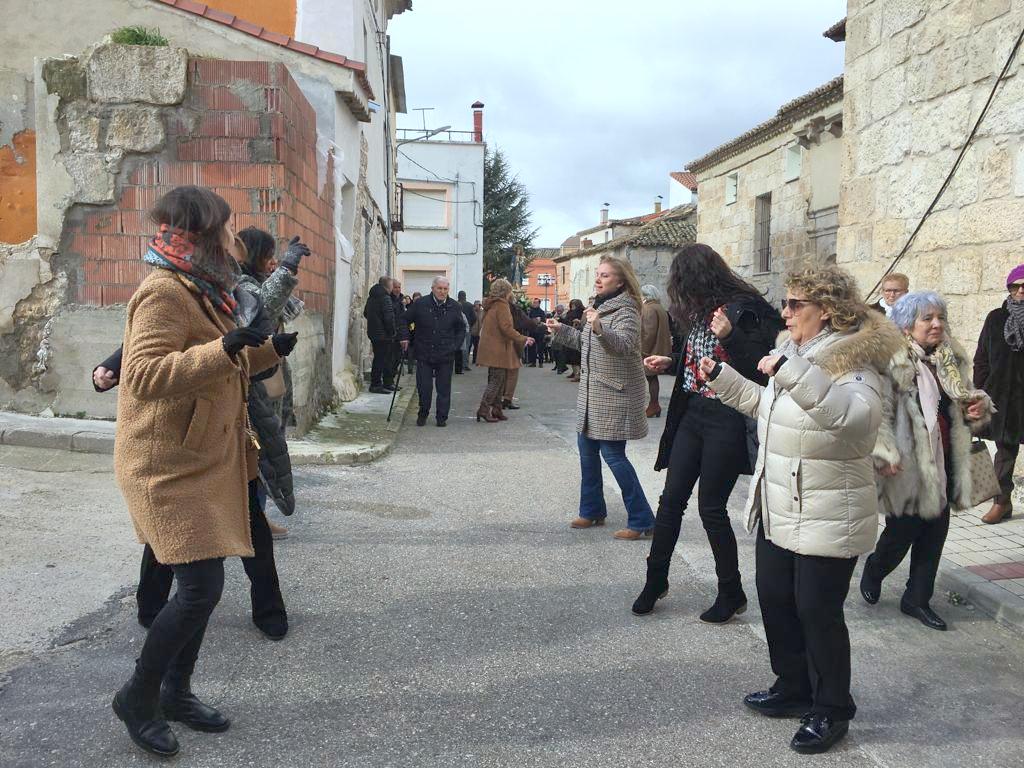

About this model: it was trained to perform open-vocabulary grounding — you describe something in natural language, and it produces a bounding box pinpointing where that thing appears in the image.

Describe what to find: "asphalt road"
[2,364,1023,767]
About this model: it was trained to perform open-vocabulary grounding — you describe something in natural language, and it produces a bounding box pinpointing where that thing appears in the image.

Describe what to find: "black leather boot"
[699,584,747,624]
[631,560,669,615]
[159,673,230,733]
[790,714,849,754]
[112,671,180,757]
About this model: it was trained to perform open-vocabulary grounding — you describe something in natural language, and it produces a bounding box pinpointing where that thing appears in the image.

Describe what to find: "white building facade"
[395,112,485,299]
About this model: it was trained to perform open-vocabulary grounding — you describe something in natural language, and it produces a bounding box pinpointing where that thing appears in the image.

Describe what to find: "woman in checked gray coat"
[547,255,655,539]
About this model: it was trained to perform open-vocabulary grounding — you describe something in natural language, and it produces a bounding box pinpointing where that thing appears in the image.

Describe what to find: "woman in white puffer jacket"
[700,266,904,756]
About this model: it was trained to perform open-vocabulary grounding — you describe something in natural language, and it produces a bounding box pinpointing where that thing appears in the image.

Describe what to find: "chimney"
[472,101,484,142]
[654,200,662,214]
[600,204,609,225]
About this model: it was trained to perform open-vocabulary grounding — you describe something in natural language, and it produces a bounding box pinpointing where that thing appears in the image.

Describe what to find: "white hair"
[431,276,450,288]
[640,284,661,301]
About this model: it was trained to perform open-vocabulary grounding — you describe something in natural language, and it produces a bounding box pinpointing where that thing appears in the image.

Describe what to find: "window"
[403,188,447,228]
[754,193,772,273]
[785,144,802,182]
[725,173,738,205]
[521,276,530,286]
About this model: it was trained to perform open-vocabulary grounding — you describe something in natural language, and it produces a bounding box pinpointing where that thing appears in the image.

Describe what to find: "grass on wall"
[110,26,169,46]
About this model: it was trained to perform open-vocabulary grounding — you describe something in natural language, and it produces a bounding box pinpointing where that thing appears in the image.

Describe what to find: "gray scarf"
[1005,298,1024,353]
[776,326,835,361]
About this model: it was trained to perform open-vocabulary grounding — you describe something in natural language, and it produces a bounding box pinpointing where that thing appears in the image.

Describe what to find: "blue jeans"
[577,433,655,531]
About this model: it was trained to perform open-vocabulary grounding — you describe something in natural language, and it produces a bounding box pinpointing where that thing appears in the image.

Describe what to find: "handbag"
[969,439,1000,507]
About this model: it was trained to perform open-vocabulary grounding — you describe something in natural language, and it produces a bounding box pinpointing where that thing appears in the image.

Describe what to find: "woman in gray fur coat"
[862,290,992,631]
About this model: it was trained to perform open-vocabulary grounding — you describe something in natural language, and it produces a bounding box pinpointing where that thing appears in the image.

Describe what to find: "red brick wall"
[68,59,335,315]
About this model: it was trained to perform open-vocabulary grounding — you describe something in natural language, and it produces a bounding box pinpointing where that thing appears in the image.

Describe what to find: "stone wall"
[1,44,340,432]
[693,96,843,303]
[838,0,1024,350]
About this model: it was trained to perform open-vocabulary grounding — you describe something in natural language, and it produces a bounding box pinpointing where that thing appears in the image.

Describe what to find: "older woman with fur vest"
[861,291,992,631]
[701,266,904,755]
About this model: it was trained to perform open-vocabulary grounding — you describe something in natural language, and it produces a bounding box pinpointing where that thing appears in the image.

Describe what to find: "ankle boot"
[112,670,180,757]
[491,405,508,421]
[159,673,230,733]
[632,560,670,615]
[699,584,748,624]
[476,405,499,423]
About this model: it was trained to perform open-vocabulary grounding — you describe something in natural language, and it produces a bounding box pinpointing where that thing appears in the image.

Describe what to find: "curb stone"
[938,566,1024,635]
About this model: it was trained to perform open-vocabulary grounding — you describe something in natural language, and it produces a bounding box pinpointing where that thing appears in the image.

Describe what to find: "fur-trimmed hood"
[775,310,907,380]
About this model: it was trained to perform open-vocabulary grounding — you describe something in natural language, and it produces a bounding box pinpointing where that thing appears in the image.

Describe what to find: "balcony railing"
[396,128,479,144]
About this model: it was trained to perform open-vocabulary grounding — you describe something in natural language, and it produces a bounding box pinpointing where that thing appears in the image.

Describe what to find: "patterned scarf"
[908,338,971,402]
[683,316,730,398]
[1004,297,1024,352]
[143,224,240,317]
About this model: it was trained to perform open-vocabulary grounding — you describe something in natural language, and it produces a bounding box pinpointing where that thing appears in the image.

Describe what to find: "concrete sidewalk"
[0,383,415,465]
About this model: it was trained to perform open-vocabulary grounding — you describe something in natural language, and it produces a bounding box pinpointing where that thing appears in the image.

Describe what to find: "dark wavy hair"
[237,226,276,275]
[666,243,762,332]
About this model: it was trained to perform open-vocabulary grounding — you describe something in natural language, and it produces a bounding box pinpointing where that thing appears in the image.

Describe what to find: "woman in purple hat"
[973,264,1024,523]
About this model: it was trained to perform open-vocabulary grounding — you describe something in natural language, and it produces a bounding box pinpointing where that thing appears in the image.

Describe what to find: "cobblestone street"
[2,366,1024,767]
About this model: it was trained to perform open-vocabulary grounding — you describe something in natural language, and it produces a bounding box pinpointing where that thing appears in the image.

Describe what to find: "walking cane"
[387,350,407,422]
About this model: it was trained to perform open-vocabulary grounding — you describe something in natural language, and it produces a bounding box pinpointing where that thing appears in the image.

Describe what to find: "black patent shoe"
[743,689,812,718]
[416,414,427,427]
[790,714,849,754]
[160,675,230,733]
[900,601,947,631]
[112,675,180,757]
[699,590,747,624]
[859,573,880,605]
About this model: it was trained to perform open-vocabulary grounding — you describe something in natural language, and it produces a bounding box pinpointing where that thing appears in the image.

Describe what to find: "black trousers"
[994,440,1020,506]
[370,339,393,387]
[470,335,480,363]
[415,356,453,420]
[137,480,286,627]
[863,510,950,608]
[757,526,858,720]
[137,557,224,681]
[387,341,403,387]
[648,396,748,592]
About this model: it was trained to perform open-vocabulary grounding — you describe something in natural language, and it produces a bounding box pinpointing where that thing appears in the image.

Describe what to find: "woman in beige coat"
[111,187,284,758]
[476,279,533,422]
[640,285,672,418]
[701,266,904,755]
[547,255,654,539]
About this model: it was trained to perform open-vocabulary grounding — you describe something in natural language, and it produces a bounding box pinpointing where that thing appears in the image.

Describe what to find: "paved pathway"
[1,365,1023,767]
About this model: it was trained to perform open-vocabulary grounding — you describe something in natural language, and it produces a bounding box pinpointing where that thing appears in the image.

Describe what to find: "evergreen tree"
[483,147,538,285]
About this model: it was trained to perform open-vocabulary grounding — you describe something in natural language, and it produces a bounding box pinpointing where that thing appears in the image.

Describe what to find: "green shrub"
[110,26,168,46]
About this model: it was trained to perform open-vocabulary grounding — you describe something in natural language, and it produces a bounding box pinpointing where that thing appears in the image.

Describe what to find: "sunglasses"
[1009,283,1024,295]
[780,298,815,312]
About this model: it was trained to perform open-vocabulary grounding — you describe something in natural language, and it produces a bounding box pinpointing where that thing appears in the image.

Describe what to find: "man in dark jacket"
[401,276,465,426]
[527,298,548,366]
[389,280,408,387]
[456,290,476,373]
[364,276,396,394]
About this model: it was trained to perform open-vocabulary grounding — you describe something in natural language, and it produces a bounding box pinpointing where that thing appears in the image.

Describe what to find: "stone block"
[911,252,944,290]
[87,44,187,106]
[70,431,115,454]
[855,111,911,175]
[41,56,86,102]
[105,107,165,153]
[61,152,116,204]
[958,200,1024,243]
[2,427,74,451]
[873,218,909,260]
[980,244,1023,291]
[941,248,982,294]
[912,90,972,157]
[973,0,1011,24]
[914,208,959,252]
[62,103,100,151]
[948,148,981,209]
[0,243,53,334]
[839,175,876,226]
[1015,143,1024,196]
[979,144,1013,200]
[976,69,1024,138]
[870,66,907,122]
[881,0,928,38]
[846,7,883,60]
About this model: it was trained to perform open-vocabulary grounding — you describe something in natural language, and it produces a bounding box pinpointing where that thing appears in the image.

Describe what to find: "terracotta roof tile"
[556,205,696,261]
[149,0,375,101]
[670,171,698,191]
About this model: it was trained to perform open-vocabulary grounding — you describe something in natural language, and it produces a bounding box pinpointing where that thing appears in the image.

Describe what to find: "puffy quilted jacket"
[708,312,905,558]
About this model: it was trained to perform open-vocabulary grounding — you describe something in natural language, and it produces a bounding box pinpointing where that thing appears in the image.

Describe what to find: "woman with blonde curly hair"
[700,264,905,754]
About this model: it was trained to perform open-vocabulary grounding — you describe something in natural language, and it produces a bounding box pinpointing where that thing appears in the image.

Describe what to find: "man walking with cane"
[401,276,465,427]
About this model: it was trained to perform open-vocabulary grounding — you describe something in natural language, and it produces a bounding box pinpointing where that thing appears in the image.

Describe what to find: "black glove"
[222,327,269,358]
[280,236,310,274]
[272,332,299,357]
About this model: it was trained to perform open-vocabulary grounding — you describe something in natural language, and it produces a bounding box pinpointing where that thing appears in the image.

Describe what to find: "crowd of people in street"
[95,184,1024,759]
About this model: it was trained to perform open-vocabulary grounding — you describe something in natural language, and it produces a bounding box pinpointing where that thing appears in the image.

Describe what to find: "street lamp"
[396,125,452,146]
[537,273,555,312]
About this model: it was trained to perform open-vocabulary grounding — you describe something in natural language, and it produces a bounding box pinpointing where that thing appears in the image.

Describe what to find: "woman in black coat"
[633,244,782,622]
[973,264,1024,524]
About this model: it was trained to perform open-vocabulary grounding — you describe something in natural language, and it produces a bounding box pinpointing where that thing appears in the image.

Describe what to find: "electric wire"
[865,23,1024,298]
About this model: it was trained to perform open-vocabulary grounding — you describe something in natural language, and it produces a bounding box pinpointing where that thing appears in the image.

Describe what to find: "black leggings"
[137,558,224,681]
[648,395,749,591]
[137,480,286,626]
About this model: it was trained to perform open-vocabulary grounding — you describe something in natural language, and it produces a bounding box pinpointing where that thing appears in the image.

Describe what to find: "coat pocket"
[594,373,625,392]
[182,397,213,452]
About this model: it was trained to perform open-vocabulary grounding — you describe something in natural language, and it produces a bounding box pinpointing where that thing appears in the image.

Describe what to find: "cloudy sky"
[389,1,847,245]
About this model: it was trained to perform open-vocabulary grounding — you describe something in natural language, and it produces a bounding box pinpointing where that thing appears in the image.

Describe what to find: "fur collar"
[775,311,906,378]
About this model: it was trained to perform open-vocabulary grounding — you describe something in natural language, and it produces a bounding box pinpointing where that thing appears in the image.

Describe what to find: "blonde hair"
[599,255,643,307]
[881,273,909,290]
[489,278,513,299]
[785,265,868,333]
